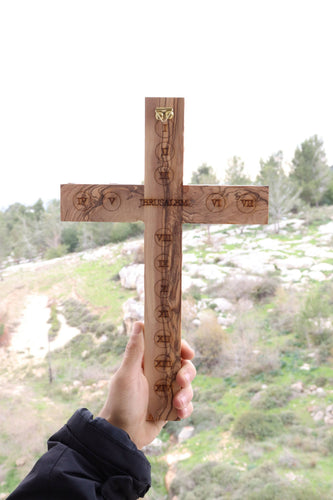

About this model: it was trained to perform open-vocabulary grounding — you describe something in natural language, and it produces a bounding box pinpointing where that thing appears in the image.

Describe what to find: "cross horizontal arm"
[60,184,144,222]
[182,185,269,224]
[61,184,268,225]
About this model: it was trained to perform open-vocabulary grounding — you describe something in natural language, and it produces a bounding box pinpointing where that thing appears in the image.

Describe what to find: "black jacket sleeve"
[7,408,151,500]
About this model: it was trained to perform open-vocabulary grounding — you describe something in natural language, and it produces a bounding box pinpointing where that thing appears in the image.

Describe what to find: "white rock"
[119,264,144,289]
[277,256,314,270]
[291,381,304,393]
[313,411,324,421]
[183,253,198,263]
[198,264,226,281]
[311,263,333,272]
[210,298,233,313]
[326,404,333,414]
[318,221,333,234]
[307,270,326,282]
[142,438,163,455]
[121,239,144,256]
[122,299,144,322]
[182,276,207,293]
[280,269,302,282]
[217,314,235,327]
[178,425,195,443]
[257,238,284,250]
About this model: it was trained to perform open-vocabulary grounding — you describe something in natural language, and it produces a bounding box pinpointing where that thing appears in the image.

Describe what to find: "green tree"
[61,224,80,253]
[190,163,219,184]
[290,135,330,206]
[257,151,300,232]
[224,156,252,185]
[322,166,333,205]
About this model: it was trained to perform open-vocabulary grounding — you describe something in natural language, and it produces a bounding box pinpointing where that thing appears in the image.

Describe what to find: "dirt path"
[9,295,50,358]
[8,294,80,361]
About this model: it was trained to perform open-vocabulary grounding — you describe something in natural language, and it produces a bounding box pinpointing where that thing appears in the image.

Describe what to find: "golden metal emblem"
[155,107,174,122]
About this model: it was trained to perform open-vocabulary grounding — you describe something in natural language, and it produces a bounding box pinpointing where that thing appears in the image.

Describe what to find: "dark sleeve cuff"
[48,408,151,498]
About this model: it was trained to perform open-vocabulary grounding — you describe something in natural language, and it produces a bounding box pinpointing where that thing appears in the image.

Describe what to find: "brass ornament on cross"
[61,97,269,421]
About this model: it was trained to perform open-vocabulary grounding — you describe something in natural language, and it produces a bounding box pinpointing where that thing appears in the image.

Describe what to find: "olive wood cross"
[61,97,269,421]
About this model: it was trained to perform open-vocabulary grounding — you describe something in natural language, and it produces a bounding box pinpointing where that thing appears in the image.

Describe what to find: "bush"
[269,287,299,335]
[191,311,227,373]
[48,303,61,341]
[170,462,240,499]
[251,274,280,303]
[295,283,333,355]
[251,385,292,410]
[96,333,128,357]
[61,299,99,331]
[109,222,144,243]
[44,244,68,260]
[233,410,283,440]
[164,403,219,437]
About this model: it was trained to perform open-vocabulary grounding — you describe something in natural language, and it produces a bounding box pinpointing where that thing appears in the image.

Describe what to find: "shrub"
[233,410,283,440]
[48,304,61,341]
[251,385,292,410]
[44,244,68,259]
[95,321,116,338]
[251,274,280,303]
[170,462,240,499]
[269,287,299,335]
[61,299,99,331]
[295,283,333,355]
[325,434,333,453]
[191,311,227,373]
[96,333,128,357]
[164,403,219,437]
[194,384,226,404]
[109,222,144,243]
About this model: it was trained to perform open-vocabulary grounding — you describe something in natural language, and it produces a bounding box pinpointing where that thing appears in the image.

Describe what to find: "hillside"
[1,205,333,499]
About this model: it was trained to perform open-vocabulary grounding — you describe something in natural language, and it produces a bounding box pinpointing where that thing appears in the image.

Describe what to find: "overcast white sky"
[1,0,332,209]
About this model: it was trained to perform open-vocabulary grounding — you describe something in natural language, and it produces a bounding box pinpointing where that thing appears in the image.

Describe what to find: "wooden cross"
[61,97,269,422]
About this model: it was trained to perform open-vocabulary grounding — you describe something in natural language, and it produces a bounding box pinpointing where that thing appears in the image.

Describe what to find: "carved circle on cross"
[206,193,226,213]
[73,190,91,211]
[155,120,174,138]
[154,279,170,298]
[154,167,174,185]
[154,228,173,247]
[154,354,173,373]
[154,329,172,347]
[236,192,257,213]
[102,190,121,212]
[155,142,175,162]
[154,304,172,323]
[154,253,171,272]
[154,378,171,398]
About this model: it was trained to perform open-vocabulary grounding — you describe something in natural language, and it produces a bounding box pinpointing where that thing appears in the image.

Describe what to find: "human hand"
[98,322,196,449]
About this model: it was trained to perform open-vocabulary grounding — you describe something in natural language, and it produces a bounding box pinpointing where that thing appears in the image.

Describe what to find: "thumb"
[121,322,144,373]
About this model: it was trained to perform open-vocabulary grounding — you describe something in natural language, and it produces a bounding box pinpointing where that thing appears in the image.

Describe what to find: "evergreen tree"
[290,135,330,206]
[224,156,252,185]
[257,151,300,232]
[190,163,219,184]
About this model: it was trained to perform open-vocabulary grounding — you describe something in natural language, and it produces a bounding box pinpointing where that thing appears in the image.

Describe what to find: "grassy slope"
[1,207,333,498]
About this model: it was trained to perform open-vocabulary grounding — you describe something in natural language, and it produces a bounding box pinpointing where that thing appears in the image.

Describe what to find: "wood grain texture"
[144,97,184,421]
[182,185,269,224]
[60,97,270,423]
[60,184,144,222]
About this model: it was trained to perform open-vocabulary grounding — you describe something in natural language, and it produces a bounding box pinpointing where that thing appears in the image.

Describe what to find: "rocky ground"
[1,208,333,498]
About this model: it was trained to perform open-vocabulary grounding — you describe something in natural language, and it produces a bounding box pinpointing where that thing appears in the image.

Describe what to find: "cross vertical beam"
[144,98,184,421]
[60,96,269,422]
